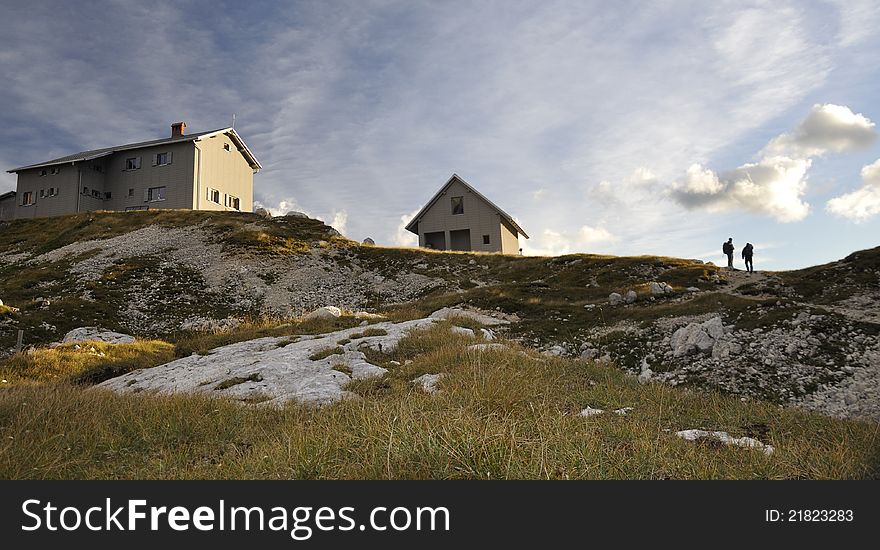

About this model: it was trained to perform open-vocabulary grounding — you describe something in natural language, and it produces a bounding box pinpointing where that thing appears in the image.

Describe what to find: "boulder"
[254,207,272,219]
[625,290,638,304]
[578,407,605,417]
[62,327,135,345]
[608,292,623,306]
[412,373,443,394]
[285,211,309,218]
[304,306,342,321]
[362,237,375,246]
[450,326,475,338]
[670,316,727,357]
[650,282,674,295]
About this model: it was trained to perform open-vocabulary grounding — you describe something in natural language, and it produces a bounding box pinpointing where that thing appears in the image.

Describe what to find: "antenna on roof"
[232,113,236,129]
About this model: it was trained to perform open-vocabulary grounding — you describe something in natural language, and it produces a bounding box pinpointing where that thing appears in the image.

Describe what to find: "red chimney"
[171,121,186,138]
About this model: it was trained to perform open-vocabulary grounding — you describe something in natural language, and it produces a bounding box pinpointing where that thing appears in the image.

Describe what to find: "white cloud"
[763,104,876,157]
[522,225,616,256]
[329,210,348,235]
[669,103,877,222]
[670,157,811,222]
[826,159,880,222]
[392,208,421,248]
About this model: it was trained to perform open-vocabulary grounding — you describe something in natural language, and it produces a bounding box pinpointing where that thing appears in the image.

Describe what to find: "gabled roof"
[405,174,529,239]
[0,190,16,201]
[7,127,262,173]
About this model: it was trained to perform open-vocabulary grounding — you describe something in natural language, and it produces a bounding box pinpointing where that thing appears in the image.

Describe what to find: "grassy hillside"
[1,324,877,479]
[0,211,878,479]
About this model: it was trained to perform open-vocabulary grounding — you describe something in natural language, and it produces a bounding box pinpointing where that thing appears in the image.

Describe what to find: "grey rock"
[304,306,342,321]
[609,292,623,306]
[412,373,443,394]
[62,327,135,345]
[625,290,638,304]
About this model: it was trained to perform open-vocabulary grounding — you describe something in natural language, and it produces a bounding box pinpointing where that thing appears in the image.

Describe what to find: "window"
[91,189,101,198]
[125,157,141,170]
[50,167,60,175]
[207,188,220,203]
[223,143,231,151]
[50,187,58,196]
[154,152,171,166]
[226,194,241,210]
[104,192,112,200]
[22,191,34,205]
[82,186,89,194]
[451,196,464,215]
[483,235,490,245]
[128,188,134,197]
[39,170,47,177]
[93,164,103,173]
[39,189,45,198]
[148,186,166,201]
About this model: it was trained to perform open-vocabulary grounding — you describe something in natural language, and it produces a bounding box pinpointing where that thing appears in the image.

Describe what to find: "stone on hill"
[362,237,375,246]
[670,316,726,357]
[285,211,309,218]
[254,207,272,219]
[675,429,774,456]
[304,306,342,321]
[625,290,638,304]
[650,282,674,295]
[62,327,135,345]
[412,373,443,394]
[578,406,605,417]
[608,292,623,306]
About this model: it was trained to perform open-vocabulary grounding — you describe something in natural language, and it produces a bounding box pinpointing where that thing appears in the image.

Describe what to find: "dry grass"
[0,325,877,480]
[0,340,175,385]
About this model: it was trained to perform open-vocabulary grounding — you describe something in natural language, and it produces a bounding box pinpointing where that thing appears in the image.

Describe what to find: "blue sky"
[1,0,879,269]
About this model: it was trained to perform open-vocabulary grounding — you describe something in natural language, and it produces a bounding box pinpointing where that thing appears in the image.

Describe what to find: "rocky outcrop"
[99,317,437,406]
[670,316,727,357]
[62,327,135,345]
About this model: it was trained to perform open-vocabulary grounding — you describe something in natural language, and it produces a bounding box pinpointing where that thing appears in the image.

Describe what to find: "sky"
[1,0,879,269]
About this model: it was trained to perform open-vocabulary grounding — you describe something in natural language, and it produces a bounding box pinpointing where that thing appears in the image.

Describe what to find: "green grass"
[309,347,344,361]
[0,325,877,479]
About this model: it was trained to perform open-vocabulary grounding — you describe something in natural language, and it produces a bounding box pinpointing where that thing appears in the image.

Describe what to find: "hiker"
[722,238,735,269]
[742,242,754,274]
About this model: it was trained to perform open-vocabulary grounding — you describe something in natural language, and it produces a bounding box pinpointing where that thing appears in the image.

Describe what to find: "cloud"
[392,208,421,248]
[329,210,348,235]
[763,104,876,157]
[826,159,880,222]
[669,103,876,222]
[670,157,811,222]
[522,225,616,256]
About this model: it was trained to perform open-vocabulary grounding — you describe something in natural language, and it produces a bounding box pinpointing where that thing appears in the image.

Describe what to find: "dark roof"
[405,174,529,239]
[0,190,16,201]
[7,127,262,172]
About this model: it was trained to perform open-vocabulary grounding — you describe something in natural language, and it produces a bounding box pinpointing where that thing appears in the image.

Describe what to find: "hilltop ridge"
[1,211,879,422]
